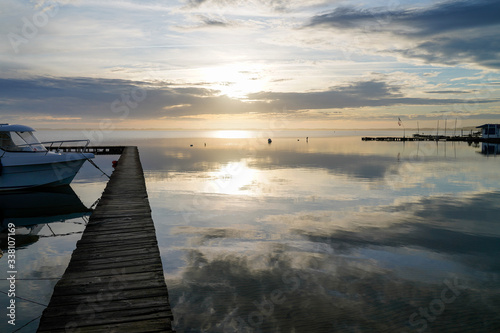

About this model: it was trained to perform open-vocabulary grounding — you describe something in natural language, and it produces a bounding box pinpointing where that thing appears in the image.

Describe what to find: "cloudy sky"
[1,0,500,129]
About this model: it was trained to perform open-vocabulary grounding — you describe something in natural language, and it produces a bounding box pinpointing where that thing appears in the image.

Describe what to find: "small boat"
[0,124,95,191]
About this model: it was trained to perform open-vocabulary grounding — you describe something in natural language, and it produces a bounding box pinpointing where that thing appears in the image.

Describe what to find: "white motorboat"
[0,124,95,191]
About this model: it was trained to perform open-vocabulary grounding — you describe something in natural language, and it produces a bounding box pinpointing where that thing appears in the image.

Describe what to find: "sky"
[1,0,500,130]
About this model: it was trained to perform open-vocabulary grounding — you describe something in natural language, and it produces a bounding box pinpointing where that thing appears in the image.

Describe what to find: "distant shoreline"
[35,127,481,132]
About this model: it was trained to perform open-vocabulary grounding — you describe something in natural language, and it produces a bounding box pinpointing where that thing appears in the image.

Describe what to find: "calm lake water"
[1,130,499,332]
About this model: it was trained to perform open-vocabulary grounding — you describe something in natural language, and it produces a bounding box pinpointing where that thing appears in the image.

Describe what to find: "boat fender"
[112,160,118,168]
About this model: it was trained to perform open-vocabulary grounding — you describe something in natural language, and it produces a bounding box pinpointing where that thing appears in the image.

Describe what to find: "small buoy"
[190,144,194,147]
[268,138,272,144]
[112,160,118,168]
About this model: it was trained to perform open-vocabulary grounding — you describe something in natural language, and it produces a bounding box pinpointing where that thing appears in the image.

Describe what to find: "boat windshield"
[0,131,47,152]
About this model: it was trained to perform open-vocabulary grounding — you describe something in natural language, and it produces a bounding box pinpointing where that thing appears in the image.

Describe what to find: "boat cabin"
[0,124,47,152]
[476,124,500,139]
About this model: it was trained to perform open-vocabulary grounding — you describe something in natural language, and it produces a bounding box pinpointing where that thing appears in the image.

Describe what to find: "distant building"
[476,124,500,139]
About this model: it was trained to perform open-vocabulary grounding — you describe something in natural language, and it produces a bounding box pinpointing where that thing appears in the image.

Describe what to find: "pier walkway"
[46,145,126,155]
[362,136,500,143]
[37,146,174,333]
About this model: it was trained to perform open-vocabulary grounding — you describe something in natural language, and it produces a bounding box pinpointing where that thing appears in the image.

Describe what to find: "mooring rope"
[84,155,111,179]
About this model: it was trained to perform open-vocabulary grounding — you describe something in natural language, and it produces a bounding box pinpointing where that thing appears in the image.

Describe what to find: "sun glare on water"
[208,161,260,196]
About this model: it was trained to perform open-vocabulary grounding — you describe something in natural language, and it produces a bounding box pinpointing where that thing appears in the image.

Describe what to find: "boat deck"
[37,146,174,333]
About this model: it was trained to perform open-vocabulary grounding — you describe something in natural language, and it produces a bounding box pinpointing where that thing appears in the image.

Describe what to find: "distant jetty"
[363,123,500,143]
[361,135,500,143]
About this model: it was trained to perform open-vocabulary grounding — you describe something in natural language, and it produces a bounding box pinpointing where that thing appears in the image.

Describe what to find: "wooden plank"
[49,278,168,297]
[65,258,163,274]
[38,306,172,330]
[80,224,157,234]
[77,233,158,244]
[65,253,160,267]
[73,239,159,251]
[42,296,172,317]
[69,246,160,259]
[56,268,165,284]
[61,263,165,279]
[46,287,170,307]
[37,146,174,333]
[38,318,173,333]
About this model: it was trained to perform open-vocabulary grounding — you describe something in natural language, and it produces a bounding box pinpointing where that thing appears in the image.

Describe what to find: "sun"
[201,63,266,99]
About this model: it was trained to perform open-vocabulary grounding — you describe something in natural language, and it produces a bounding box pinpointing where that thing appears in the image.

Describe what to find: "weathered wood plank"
[42,296,172,317]
[61,263,165,279]
[66,255,160,270]
[38,318,173,333]
[38,306,172,330]
[69,246,160,259]
[79,226,157,236]
[37,146,174,333]
[77,233,158,244]
[48,274,168,296]
[46,287,170,307]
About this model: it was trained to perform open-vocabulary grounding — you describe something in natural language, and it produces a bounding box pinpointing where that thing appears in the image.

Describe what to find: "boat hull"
[0,152,94,191]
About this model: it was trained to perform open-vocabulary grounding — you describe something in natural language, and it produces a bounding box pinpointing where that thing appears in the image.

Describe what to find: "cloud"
[0,76,228,119]
[248,79,495,111]
[306,0,500,69]
[397,34,500,68]
[200,15,233,27]
[425,90,472,94]
[182,0,322,12]
[175,14,240,30]
[184,0,208,8]
[0,77,496,124]
[308,0,500,35]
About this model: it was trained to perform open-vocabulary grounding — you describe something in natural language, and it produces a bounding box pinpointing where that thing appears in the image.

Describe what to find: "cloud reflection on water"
[164,192,500,332]
[142,135,500,332]
[140,139,397,180]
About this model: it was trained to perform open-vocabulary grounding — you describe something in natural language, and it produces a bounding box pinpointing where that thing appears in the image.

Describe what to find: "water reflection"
[165,193,500,332]
[140,137,495,178]
[0,186,93,332]
[481,143,500,156]
[1,186,90,224]
[139,134,500,332]
[0,186,91,242]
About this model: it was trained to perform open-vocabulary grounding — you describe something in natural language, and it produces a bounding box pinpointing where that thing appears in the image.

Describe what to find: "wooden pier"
[37,146,174,333]
[362,136,500,143]
[46,145,126,155]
